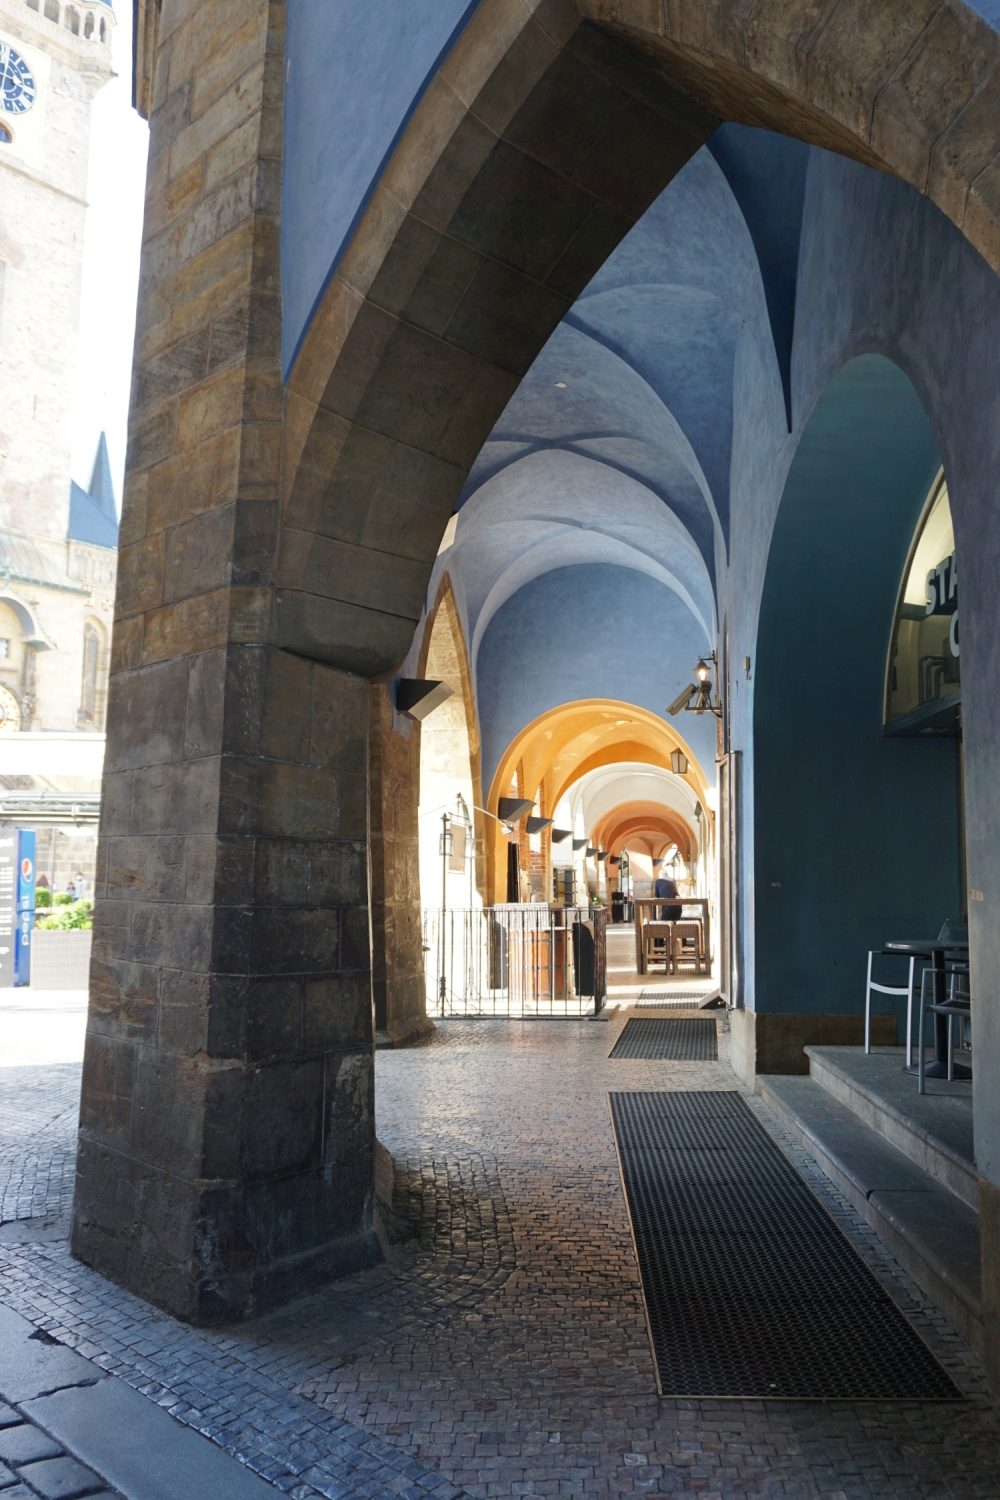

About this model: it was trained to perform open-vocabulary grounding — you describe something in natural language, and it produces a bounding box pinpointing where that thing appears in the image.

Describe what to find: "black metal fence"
[422,905,607,1017]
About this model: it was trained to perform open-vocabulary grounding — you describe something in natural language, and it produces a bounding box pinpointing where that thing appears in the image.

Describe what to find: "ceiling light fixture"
[555,381,567,388]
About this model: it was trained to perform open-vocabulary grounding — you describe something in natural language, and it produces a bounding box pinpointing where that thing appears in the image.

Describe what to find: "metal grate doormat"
[610,1017,718,1061]
[637,988,717,1007]
[609,1091,962,1400]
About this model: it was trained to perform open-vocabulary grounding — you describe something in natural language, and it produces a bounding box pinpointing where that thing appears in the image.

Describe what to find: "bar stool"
[917,960,971,1092]
[671,920,704,974]
[865,950,922,1061]
[644,921,673,973]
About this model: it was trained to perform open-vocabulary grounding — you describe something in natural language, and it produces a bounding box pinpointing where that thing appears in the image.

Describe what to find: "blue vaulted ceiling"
[424,126,801,790]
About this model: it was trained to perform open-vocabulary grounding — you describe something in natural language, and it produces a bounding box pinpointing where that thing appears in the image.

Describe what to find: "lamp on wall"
[498,797,534,822]
[525,816,553,834]
[669,749,688,775]
[666,651,722,718]
[396,678,454,720]
[572,837,588,851]
[551,828,573,843]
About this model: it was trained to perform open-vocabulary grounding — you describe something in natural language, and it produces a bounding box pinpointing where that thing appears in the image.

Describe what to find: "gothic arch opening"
[417,577,485,911]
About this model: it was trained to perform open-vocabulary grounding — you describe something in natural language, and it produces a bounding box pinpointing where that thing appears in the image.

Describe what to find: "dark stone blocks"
[77,646,381,1323]
[450,138,596,282]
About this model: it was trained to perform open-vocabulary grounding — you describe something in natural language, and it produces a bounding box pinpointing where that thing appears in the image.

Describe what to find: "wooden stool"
[671,920,704,974]
[644,921,674,973]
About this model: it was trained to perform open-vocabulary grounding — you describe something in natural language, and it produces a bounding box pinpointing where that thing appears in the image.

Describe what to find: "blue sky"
[68,2,147,514]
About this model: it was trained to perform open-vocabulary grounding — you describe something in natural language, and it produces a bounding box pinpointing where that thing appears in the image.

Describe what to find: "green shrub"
[37,900,92,931]
[54,892,74,906]
[35,888,52,908]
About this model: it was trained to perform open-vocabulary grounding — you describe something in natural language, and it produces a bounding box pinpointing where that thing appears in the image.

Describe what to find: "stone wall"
[73,0,381,1322]
[368,682,428,1044]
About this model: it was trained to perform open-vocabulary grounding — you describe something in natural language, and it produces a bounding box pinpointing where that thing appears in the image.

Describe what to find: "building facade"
[0,0,116,888]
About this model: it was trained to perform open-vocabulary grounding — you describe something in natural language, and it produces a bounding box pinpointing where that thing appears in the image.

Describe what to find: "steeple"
[86,431,116,521]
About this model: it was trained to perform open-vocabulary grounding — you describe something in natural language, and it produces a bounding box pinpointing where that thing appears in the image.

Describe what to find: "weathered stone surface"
[74,0,380,1324]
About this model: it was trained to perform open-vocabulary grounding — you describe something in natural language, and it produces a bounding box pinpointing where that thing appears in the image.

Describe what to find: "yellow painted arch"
[485,699,712,904]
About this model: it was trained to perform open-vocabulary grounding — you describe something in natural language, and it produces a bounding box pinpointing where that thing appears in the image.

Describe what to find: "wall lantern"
[666,651,722,718]
[609,855,621,866]
[586,846,598,857]
[572,837,588,851]
[669,749,688,775]
[396,678,454,720]
[525,816,553,834]
[498,797,534,822]
[597,850,610,862]
[551,828,573,843]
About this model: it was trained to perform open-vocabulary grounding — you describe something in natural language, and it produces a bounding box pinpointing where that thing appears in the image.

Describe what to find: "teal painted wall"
[753,355,960,1025]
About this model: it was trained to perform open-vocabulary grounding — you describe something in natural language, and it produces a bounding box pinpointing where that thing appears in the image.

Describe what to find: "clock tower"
[0,0,116,897]
[0,0,114,543]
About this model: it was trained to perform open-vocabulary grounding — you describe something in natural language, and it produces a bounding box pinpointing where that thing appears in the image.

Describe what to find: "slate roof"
[68,433,118,551]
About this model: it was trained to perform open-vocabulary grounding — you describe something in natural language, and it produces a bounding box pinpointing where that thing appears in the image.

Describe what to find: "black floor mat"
[610,1017,718,1060]
[609,1090,962,1399]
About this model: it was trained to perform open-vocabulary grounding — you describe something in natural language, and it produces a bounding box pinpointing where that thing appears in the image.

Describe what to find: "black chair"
[918,961,971,1093]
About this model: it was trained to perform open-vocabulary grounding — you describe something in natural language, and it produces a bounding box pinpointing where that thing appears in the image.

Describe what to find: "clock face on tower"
[0,43,35,115]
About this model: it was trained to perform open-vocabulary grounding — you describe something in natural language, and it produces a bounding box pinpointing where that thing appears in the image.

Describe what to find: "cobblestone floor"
[1,998,998,1499]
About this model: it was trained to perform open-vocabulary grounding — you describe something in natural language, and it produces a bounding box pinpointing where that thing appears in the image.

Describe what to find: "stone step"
[803,1045,978,1209]
[757,1074,984,1358]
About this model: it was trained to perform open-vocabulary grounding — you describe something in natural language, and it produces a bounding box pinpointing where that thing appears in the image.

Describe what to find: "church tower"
[0,0,116,889]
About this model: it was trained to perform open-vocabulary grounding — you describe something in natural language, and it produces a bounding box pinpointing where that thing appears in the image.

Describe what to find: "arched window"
[84,10,94,36]
[99,15,105,40]
[65,5,80,34]
[885,473,960,734]
[44,0,59,20]
[0,124,10,145]
[80,620,106,727]
[24,0,40,12]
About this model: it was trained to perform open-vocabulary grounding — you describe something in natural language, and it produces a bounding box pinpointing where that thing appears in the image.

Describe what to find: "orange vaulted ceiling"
[590,801,696,860]
[483,699,711,903]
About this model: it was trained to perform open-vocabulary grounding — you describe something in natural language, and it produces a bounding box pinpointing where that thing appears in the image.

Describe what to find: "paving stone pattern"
[2,1018,1000,1499]
[0,1067,80,1229]
[0,1400,116,1498]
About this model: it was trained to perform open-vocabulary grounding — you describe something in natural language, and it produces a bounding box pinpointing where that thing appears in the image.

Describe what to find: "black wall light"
[666,651,722,719]
[498,797,534,822]
[396,678,454,720]
[525,816,554,834]
[572,837,588,851]
[550,828,573,843]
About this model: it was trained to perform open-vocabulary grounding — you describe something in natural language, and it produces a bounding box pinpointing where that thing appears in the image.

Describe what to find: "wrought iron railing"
[421,905,607,1018]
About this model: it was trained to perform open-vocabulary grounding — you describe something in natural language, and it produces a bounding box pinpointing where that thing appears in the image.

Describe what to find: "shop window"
[885,474,960,734]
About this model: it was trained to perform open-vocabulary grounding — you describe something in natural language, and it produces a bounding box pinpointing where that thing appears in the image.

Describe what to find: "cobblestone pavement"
[1,1000,999,1500]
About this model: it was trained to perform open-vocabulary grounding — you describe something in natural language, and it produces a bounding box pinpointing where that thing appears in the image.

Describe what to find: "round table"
[885,939,969,1080]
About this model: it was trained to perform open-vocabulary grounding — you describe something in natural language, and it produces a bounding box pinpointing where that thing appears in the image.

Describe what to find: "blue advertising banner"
[14,829,36,987]
[0,831,14,988]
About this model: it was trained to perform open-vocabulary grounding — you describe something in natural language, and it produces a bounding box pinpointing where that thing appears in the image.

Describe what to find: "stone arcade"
[73,0,1000,1394]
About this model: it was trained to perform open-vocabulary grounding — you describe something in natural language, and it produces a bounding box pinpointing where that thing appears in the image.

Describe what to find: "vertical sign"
[15,829,36,987]
[0,832,15,988]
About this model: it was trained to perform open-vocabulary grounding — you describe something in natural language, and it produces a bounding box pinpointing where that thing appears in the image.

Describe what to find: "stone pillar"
[368,684,431,1045]
[71,0,378,1322]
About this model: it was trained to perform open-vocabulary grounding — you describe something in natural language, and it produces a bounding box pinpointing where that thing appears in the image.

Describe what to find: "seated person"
[653,874,682,921]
